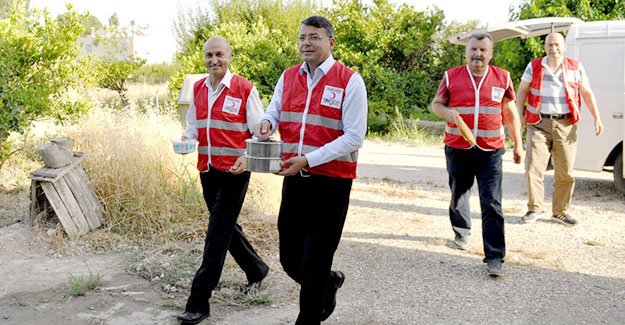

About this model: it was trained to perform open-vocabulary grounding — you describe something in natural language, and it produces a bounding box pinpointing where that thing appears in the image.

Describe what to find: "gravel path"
[2,140,624,324]
[220,140,625,324]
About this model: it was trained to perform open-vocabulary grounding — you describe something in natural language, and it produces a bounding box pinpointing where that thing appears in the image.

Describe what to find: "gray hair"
[467,32,493,44]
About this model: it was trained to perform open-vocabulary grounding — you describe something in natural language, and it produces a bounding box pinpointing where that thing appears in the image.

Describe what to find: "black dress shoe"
[176,311,208,324]
[320,271,345,321]
[244,264,269,294]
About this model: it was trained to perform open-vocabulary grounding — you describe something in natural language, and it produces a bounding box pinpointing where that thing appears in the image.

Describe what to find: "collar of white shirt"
[299,55,336,77]
[204,69,233,92]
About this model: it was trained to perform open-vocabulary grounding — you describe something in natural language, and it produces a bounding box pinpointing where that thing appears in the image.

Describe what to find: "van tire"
[614,153,625,195]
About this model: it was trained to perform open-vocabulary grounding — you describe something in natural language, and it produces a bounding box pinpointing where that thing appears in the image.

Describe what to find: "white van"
[450,18,625,194]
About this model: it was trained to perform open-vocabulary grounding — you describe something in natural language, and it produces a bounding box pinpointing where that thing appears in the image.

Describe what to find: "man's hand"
[277,156,308,176]
[595,119,604,136]
[513,146,524,164]
[229,156,247,175]
[253,120,273,141]
[445,109,459,123]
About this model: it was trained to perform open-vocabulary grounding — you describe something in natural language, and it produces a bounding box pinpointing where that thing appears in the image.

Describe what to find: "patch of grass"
[369,112,443,146]
[68,272,103,296]
[584,240,602,246]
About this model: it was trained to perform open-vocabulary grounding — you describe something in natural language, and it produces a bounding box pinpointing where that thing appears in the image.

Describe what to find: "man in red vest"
[517,33,603,226]
[176,36,269,325]
[254,16,367,324]
[431,32,523,277]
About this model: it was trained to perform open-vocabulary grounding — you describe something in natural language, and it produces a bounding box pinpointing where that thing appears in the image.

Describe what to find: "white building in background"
[77,23,141,61]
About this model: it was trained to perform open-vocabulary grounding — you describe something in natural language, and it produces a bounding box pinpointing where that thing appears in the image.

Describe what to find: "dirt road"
[1,140,624,324]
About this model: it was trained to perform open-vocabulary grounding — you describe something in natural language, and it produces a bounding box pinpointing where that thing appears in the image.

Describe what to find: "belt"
[541,113,570,120]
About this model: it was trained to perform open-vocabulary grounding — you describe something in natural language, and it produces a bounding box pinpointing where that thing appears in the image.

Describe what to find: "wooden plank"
[74,165,105,224]
[64,168,101,229]
[30,180,38,221]
[29,152,85,182]
[52,177,90,235]
[40,182,79,238]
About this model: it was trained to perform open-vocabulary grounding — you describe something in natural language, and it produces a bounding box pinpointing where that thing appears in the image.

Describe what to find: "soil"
[1,140,624,324]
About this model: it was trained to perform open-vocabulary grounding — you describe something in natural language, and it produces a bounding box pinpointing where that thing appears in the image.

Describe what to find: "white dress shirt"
[184,70,264,140]
[263,55,368,168]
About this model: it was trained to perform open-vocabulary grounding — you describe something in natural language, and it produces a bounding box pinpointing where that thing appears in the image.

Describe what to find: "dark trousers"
[278,173,352,324]
[445,146,505,263]
[185,168,269,314]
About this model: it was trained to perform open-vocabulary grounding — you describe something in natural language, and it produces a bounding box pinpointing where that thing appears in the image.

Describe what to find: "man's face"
[298,24,335,67]
[544,34,566,60]
[203,39,231,80]
[465,37,493,69]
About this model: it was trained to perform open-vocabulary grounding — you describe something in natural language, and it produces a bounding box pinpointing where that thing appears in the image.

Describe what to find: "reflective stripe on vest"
[282,142,357,162]
[198,146,246,156]
[196,119,248,131]
[281,111,343,130]
[452,106,502,115]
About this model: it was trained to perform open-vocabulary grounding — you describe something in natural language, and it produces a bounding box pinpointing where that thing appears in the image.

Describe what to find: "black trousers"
[185,168,269,314]
[278,173,352,324]
[445,146,506,263]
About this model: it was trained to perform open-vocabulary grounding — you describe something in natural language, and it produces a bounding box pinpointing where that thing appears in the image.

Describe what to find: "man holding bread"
[430,32,523,276]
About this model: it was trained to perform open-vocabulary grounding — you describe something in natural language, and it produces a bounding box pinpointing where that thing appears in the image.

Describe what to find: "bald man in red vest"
[517,33,603,226]
[176,36,269,325]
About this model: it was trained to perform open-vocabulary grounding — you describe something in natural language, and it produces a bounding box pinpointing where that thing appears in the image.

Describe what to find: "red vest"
[280,62,357,179]
[193,75,253,172]
[444,65,509,150]
[525,57,582,125]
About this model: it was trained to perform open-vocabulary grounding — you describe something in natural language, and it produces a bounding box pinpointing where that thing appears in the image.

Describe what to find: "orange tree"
[0,1,91,169]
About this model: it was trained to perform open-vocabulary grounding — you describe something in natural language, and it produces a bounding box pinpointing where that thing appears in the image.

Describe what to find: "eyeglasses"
[298,35,331,43]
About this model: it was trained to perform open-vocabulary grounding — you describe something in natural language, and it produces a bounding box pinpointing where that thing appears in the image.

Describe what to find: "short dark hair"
[301,16,334,38]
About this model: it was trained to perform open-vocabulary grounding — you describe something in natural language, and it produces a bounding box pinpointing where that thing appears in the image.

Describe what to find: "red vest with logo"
[525,57,582,125]
[445,65,509,150]
[280,61,358,179]
[193,75,253,172]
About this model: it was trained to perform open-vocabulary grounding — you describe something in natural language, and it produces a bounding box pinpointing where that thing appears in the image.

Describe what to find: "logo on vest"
[321,85,344,109]
[223,95,242,115]
[491,87,504,103]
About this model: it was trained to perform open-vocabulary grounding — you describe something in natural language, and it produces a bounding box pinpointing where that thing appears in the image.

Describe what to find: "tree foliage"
[96,56,146,105]
[325,0,446,130]
[0,1,91,169]
[494,0,625,81]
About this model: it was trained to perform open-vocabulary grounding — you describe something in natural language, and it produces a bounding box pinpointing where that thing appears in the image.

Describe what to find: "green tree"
[494,0,625,80]
[97,56,146,105]
[325,0,446,131]
[0,1,91,169]
[82,13,102,36]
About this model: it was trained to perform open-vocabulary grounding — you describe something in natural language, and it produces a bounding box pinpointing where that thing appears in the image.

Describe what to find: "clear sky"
[30,0,521,64]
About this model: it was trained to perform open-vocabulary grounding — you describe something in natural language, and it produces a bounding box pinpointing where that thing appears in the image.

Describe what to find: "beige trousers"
[525,118,577,216]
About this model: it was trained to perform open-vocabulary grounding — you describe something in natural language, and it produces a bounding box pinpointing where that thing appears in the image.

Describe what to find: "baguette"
[453,114,476,146]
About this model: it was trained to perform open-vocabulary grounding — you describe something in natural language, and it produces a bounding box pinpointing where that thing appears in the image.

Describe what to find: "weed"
[585,240,602,246]
[68,272,103,296]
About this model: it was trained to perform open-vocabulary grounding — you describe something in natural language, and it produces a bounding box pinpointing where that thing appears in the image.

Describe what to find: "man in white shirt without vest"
[254,16,367,324]
[517,32,604,226]
[176,36,269,325]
